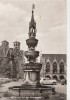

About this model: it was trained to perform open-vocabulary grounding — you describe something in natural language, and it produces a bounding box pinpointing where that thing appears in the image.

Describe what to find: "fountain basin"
[26,38,38,48]
[8,85,55,97]
[25,51,39,60]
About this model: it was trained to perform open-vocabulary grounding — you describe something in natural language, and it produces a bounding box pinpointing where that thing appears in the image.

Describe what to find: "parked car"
[61,79,66,85]
[40,77,57,85]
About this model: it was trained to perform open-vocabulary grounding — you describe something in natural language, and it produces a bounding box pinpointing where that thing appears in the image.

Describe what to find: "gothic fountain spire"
[29,4,36,39]
[31,4,35,23]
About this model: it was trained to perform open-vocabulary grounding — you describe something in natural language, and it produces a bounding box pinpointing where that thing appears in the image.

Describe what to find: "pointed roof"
[13,41,20,44]
[31,10,35,23]
[31,4,35,23]
[28,4,37,38]
[29,5,36,28]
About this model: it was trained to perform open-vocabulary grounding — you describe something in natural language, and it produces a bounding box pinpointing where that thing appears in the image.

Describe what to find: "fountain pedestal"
[22,62,41,86]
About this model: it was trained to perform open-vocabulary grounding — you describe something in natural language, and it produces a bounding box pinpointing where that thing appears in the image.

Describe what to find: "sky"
[0,0,66,54]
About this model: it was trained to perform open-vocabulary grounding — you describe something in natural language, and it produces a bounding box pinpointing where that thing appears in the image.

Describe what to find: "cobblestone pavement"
[43,83,67,100]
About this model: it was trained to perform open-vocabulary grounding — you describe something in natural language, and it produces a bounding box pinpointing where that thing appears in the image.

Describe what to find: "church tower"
[1,40,9,56]
[13,41,20,50]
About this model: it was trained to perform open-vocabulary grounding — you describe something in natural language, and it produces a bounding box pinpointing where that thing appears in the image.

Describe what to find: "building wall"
[40,54,67,80]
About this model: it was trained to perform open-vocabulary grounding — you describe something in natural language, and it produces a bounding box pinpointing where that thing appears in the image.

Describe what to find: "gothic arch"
[60,75,64,80]
[46,61,50,73]
[53,61,58,73]
[53,75,58,80]
[59,61,64,74]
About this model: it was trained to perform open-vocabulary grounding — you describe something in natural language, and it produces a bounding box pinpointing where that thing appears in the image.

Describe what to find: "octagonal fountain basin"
[25,51,39,59]
[7,85,55,98]
[26,38,38,48]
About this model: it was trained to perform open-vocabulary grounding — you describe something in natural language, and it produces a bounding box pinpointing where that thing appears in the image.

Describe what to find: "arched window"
[53,75,58,80]
[53,62,57,73]
[60,75,64,80]
[46,62,50,73]
[60,62,64,74]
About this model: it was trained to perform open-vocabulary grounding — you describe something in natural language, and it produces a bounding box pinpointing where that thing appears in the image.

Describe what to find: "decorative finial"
[32,4,35,11]
[31,4,35,21]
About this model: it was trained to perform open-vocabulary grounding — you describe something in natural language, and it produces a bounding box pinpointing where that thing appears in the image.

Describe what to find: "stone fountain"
[8,5,55,100]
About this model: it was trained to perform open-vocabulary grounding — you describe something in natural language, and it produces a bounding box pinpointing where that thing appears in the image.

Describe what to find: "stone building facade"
[0,40,24,78]
[40,54,67,80]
